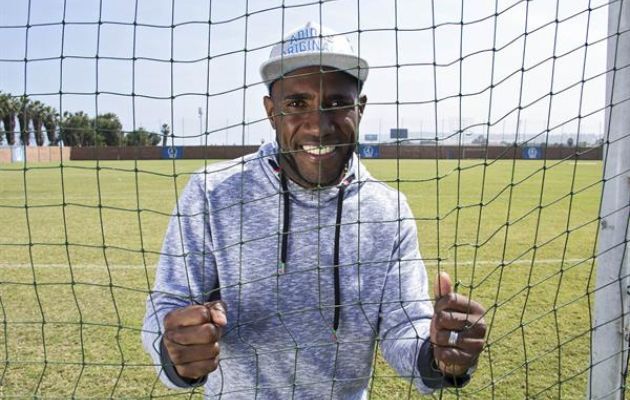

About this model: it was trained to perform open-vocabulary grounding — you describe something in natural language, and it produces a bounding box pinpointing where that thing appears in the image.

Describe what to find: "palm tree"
[0,92,17,145]
[161,123,170,146]
[42,105,59,146]
[30,100,46,146]
[16,96,31,145]
[0,92,6,145]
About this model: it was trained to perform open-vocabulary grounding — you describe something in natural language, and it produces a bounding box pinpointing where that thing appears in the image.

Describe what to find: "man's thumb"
[434,271,453,300]
[205,301,228,327]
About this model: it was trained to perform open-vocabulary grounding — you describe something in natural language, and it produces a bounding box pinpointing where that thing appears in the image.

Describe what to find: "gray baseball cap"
[260,22,369,88]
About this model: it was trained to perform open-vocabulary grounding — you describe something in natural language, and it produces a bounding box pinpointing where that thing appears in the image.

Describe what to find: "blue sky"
[0,0,611,145]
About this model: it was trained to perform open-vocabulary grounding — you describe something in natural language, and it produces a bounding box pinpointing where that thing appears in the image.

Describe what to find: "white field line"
[0,258,591,270]
[422,258,591,267]
[0,263,153,269]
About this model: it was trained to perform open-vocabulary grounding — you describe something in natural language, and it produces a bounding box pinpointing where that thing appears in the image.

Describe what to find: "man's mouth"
[301,144,336,156]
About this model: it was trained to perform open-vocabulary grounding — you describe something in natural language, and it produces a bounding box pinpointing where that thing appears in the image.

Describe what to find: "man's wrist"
[417,340,474,389]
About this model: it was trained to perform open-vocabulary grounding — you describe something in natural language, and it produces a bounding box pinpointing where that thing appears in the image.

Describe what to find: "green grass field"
[0,158,605,399]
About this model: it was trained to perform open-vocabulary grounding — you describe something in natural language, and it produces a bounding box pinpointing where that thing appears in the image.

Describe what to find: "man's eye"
[329,100,350,109]
[287,100,304,108]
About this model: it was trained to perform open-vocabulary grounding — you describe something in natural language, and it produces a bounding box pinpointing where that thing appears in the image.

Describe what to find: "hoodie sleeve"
[377,196,437,394]
[141,172,218,389]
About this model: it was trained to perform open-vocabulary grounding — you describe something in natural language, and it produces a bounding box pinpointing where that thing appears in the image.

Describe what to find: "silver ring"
[448,330,459,347]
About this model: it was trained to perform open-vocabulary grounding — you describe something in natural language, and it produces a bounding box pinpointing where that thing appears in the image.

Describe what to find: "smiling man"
[142,22,486,399]
[263,65,366,188]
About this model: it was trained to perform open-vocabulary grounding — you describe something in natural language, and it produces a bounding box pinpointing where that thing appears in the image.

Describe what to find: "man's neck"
[277,153,346,190]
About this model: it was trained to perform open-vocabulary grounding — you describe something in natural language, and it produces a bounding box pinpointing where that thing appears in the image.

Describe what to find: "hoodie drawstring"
[332,183,346,334]
[277,165,354,339]
[279,171,290,274]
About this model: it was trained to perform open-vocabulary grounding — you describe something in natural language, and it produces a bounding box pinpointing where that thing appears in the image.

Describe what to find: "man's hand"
[162,301,227,380]
[430,272,486,376]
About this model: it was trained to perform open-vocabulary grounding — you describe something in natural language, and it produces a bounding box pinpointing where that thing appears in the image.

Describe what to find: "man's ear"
[263,95,276,130]
[357,94,367,122]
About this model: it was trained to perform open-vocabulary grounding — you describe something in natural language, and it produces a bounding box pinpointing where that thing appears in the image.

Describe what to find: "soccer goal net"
[0,0,628,399]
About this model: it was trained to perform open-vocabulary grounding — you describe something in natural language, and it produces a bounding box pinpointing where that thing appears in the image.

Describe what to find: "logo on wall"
[358,144,380,159]
[162,146,183,159]
[522,146,542,160]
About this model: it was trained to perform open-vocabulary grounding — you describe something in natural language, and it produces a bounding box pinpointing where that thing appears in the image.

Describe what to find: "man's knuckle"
[454,349,470,362]
[175,363,196,379]
[211,342,221,357]
[201,324,212,341]
[169,351,183,364]
[465,352,477,363]
[476,321,488,337]
[207,358,219,373]
[472,341,484,353]
[176,365,190,377]
[164,312,176,328]
[167,330,182,345]
[195,360,215,377]
[435,311,447,324]
[440,348,455,363]
[203,323,219,341]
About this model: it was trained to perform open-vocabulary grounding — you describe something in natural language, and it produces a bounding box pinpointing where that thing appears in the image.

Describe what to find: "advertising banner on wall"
[358,144,380,159]
[162,146,183,159]
[522,146,542,160]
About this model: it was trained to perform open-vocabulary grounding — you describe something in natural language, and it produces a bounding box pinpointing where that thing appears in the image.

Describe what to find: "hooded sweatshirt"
[142,142,444,399]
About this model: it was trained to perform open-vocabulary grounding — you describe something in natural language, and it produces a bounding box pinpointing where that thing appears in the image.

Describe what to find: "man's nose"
[301,107,334,136]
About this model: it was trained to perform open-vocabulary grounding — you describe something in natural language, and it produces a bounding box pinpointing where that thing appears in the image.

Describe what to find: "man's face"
[263,66,367,188]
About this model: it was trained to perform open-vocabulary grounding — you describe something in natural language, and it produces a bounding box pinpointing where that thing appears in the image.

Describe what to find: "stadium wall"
[69,145,603,161]
[377,144,603,160]
[0,145,603,163]
[0,149,9,164]
[69,145,261,160]
[0,146,71,164]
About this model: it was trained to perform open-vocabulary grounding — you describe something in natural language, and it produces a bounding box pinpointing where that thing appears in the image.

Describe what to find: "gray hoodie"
[142,142,441,399]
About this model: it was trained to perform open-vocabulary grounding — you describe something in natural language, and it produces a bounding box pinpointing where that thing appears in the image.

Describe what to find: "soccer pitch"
[0,158,604,399]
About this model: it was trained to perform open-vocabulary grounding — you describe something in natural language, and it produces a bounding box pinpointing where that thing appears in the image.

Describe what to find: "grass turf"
[0,157,604,399]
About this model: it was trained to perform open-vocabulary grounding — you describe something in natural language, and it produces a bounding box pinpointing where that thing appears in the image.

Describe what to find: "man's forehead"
[271,66,359,97]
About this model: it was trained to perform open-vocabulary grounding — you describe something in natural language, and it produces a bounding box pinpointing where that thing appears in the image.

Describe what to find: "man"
[142,22,486,398]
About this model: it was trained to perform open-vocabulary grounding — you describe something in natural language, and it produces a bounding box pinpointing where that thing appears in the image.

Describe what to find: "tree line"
[0,91,170,147]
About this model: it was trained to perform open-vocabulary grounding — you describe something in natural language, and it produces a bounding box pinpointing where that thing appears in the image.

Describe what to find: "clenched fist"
[430,272,486,377]
[162,301,227,380]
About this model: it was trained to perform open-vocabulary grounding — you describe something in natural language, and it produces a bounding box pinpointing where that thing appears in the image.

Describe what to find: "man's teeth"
[302,145,335,155]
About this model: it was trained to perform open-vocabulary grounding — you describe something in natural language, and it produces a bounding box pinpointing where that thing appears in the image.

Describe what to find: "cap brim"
[260,52,369,88]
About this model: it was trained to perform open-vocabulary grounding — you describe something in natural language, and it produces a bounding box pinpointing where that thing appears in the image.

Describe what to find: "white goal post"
[589,0,630,398]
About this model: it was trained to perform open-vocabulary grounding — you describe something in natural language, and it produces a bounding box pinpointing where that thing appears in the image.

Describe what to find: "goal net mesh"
[0,0,628,398]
